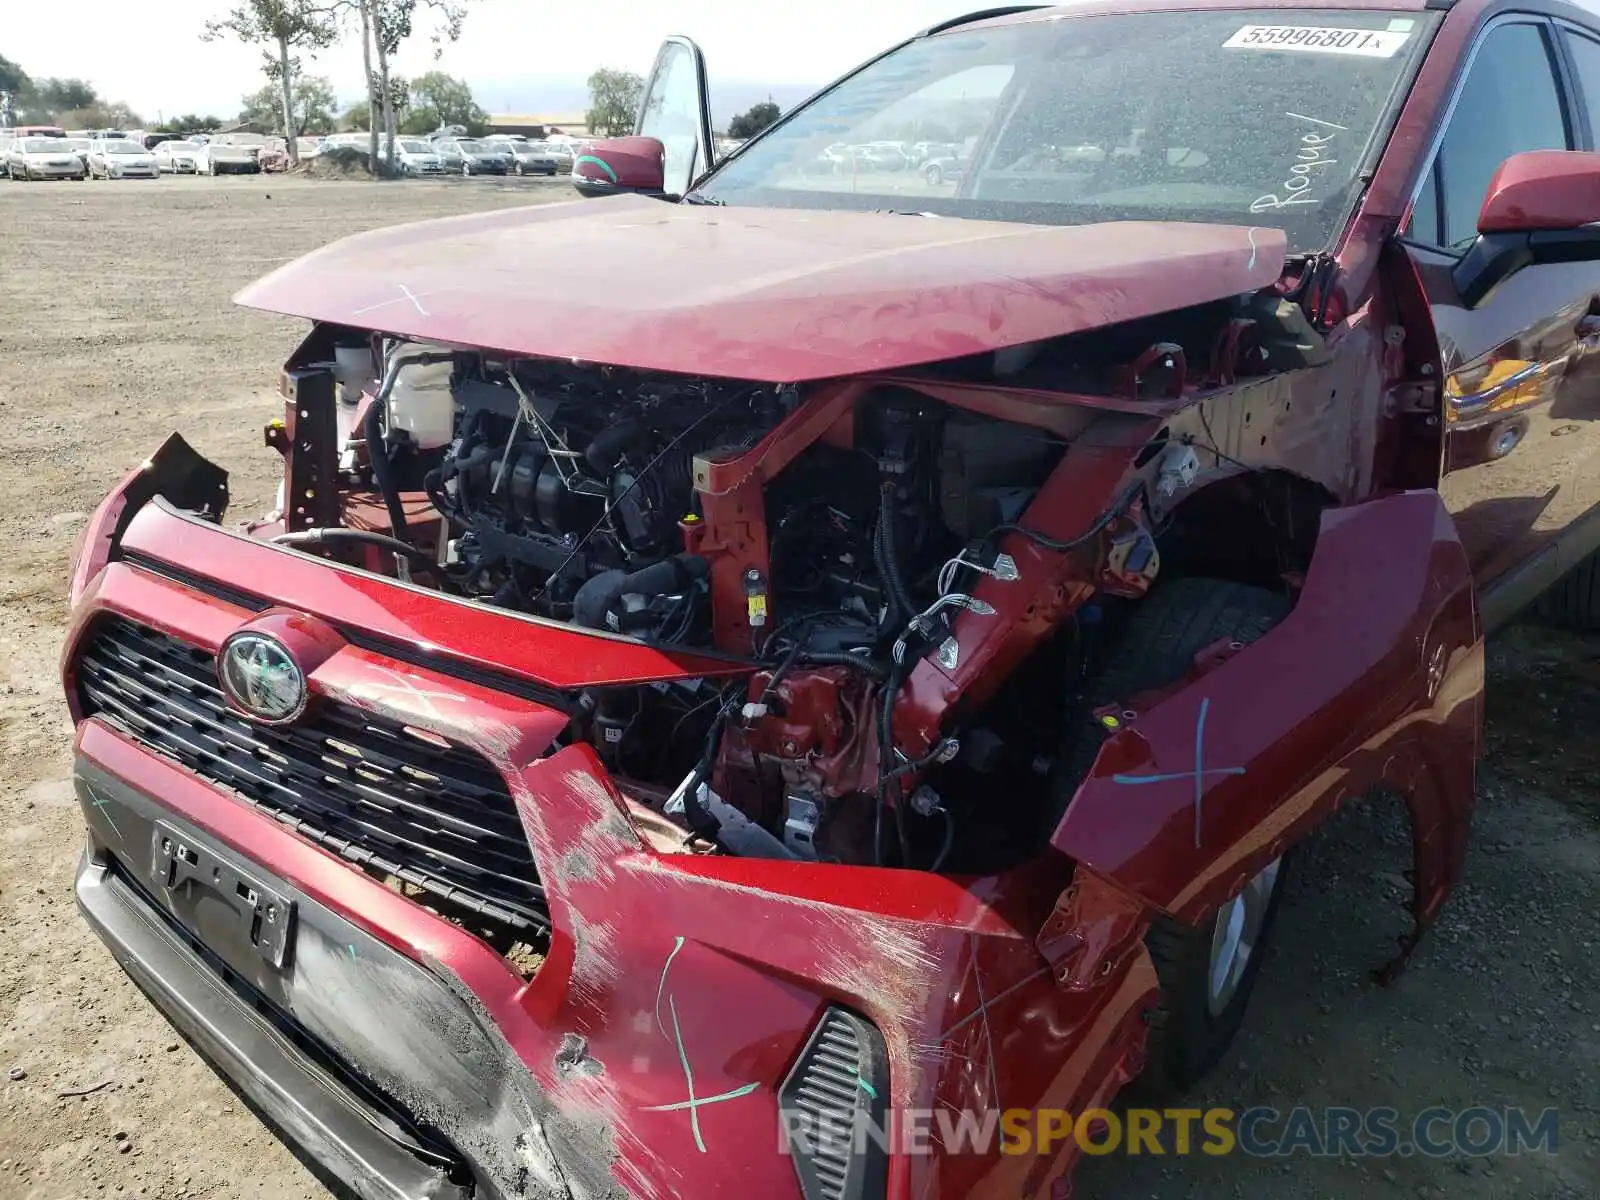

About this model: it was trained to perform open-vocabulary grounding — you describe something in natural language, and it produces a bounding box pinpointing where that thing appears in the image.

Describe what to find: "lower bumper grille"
[76,616,548,936]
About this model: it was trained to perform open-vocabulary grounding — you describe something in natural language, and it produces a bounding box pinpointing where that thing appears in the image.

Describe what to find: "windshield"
[25,139,70,152]
[457,139,484,153]
[165,141,198,152]
[105,141,145,154]
[400,140,431,153]
[696,9,1436,252]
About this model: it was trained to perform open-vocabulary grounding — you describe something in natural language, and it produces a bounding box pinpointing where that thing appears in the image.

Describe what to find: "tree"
[157,114,226,136]
[586,68,643,138]
[313,1,474,173]
[241,74,336,136]
[727,101,779,140]
[203,2,336,167]
[57,101,144,130]
[0,54,29,125]
[400,70,484,135]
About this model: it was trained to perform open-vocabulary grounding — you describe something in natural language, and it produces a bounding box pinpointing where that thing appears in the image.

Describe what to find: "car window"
[1425,22,1572,251]
[1566,30,1600,146]
[697,9,1436,252]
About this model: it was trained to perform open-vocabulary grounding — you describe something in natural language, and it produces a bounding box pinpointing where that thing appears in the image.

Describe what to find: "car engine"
[287,337,1103,872]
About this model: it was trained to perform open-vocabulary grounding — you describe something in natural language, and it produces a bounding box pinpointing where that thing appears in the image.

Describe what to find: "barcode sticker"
[1223,25,1411,57]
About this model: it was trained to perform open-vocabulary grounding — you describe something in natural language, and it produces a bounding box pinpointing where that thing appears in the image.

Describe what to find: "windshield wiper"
[681,191,723,205]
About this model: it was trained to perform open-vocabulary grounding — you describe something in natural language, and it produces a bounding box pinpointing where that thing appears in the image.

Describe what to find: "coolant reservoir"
[388,357,455,450]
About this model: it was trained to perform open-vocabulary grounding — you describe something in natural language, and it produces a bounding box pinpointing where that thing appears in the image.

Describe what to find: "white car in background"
[87,139,158,179]
[193,138,263,175]
[6,136,88,180]
[154,140,203,173]
[389,137,448,175]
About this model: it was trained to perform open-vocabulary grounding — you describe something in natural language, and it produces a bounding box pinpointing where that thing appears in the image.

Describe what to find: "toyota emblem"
[218,631,308,724]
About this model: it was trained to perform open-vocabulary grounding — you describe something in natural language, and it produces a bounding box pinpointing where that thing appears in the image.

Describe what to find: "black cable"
[795,650,889,682]
[272,528,445,581]
[874,663,911,868]
[875,483,916,629]
[362,395,411,544]
[983,478,1144,554]
[529,391,749,602]
[930,807,955,873]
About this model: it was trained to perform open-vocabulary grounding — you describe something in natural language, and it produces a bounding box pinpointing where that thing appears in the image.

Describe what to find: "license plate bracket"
[151,820,295,969]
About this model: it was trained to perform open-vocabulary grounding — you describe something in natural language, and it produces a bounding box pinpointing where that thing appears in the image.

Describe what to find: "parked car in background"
[192,139,262,175]
[921,154,965,185]
[426,135,466,171]
[87,138,158,179]
[390,137,448,175]
[485,137,557,175]
[6,136,87,180]
[61,137,94,171]
[154,140,202,173]
[446,137,514,175]
[531,139,573,173]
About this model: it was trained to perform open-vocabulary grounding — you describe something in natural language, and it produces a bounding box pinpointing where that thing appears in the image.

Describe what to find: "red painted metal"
[1051,490,1481,926]
[115,499,749,690]
[58,2,1543,1195]
[1476,150,1600,234]
[572,135,666,190]
[63,568,1159,1199]
[233,200,1285,384]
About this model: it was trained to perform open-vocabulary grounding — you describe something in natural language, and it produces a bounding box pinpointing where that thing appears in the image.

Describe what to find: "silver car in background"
[88,139,158,179]
[6,136,88,180]
[437,137,512,176]
[154,140,203,173]
[484,137,557,176]
[391,137,448,175]
[531,140,573,174]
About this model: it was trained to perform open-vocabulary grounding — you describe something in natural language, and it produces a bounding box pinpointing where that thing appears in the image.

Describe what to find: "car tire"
[462,162,472,177]
[1535,551,1600,631]
[1047,576,1293,1095]
[925,164,943,185]
[513,161,524,176]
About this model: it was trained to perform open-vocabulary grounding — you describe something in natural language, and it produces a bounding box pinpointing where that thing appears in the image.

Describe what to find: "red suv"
[63,2,1600,1198]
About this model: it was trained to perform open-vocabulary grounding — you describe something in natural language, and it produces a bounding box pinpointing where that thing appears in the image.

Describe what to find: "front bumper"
[73,748,618,1200]
[61,449,1161,1200]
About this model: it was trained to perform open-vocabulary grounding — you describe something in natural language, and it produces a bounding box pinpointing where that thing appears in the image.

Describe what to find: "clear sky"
[3,0,992,121]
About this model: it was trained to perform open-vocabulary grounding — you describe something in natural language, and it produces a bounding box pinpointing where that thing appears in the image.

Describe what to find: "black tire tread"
[1536,552,1600,631]
[1051,577,1293,1096]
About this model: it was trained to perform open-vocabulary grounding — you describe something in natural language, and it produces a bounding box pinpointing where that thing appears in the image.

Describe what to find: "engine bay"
[259,332,1189,877]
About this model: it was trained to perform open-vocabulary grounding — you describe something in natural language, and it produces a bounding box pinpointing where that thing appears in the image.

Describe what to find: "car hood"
[234,194,1287,383]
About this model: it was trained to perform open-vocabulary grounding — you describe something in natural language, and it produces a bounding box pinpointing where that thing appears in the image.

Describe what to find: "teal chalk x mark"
[1111,697,1243,849]
[575,155,618,183]
[347,944,359,964]
[87,784,123,843]
[644,935,759,1153]
[654,935,685,1040]
[856,1075,879,1101]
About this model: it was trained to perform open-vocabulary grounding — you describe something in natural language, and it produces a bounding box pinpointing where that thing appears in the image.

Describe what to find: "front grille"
[779,1007,889,1200]
[77,616,547,935]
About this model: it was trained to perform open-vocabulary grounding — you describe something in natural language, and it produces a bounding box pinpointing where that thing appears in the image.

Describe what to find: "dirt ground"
[0,176,1597,1200]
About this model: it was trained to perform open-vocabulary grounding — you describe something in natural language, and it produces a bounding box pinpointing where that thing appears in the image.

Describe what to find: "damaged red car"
[62,1,1600,1197]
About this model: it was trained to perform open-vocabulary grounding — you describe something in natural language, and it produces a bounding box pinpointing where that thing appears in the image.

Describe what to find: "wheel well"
[1156,469,1337,591]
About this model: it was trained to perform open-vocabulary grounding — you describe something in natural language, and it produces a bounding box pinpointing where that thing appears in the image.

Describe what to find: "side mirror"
[1453,150,1600,308]
[571,136,668,200]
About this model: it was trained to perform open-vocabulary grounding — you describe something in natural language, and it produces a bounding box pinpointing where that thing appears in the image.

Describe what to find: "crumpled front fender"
[1052,489,1482,940]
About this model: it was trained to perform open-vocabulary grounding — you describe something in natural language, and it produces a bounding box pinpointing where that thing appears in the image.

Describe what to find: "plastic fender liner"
[1051,489,1482,938]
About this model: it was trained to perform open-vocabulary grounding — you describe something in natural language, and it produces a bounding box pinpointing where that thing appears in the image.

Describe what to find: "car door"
[636,36,717,197]
[1401,15,1600,608]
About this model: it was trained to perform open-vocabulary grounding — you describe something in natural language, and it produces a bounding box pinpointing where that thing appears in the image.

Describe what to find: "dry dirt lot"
[1,175,1597,1200]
